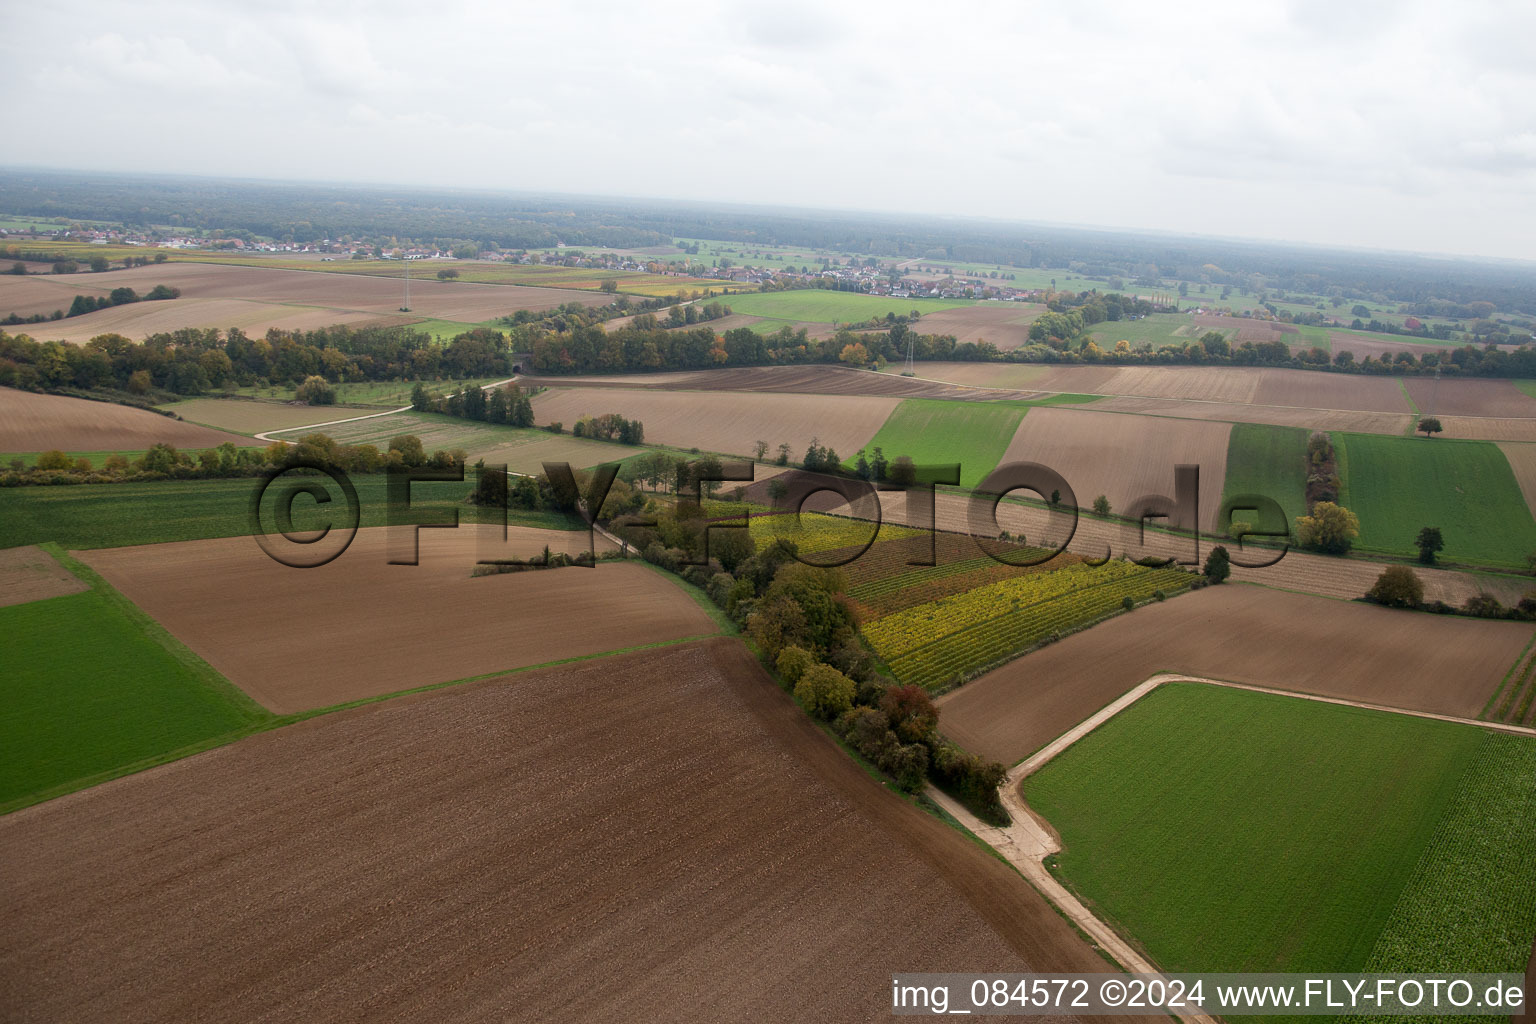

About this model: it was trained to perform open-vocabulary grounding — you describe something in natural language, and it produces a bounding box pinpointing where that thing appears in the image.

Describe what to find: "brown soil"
[1499,443,1536,518]
[4,262,615,343]
[0,637,1155,1023]
[529,386,900,459]
[78,527,715,714]
[1089,396,1411,434]
[935,585,1532,765]
[1436,416,1536,442]
[0,387,261,452]
[1404,377,1536,418]
[1000,407,1231,531]
[0,545,88,608]
[1193,314,1298,334]
[521,364,1041,401]
[905,303,1045,351]
[1250,368,1411,412]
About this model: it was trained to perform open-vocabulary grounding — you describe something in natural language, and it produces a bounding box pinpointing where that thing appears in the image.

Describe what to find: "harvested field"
[529,386,899,459]
[1500,443,1536,519]
[0,544,88,608]
[1089,395,1411,433]
[78,527,712,714]
[1404,377,1536,418]
[16,298,389,344]
[999,407,1231,531]
[1436,415,1536,442]
[291,411,643,473]
[0,637,1149,1023]
[1251,368,1410,412]
[0,387,260,452]
[0,271,116,317]
[6,261,615,342]
[522,364,1040,400]
[903,303,1044,350]
[936,585,1533,765]
[159,397,383,435]
[1327,332,1459,363]
[1192,313,1297,334]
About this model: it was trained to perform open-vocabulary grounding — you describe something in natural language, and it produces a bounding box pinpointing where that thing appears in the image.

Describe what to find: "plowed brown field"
[905,303,1045,350]
[3,262,614,343]
[1000,407,1231,530]
[1499,443,1536,517]
[1436,416,1536,442]
[936,585,1532,765]
[78,527,713,713]
[0,387,260,451]
[530,386,899,458]
[1089,396,1410,434]
[1404,377,1536,418]
[522,364,1039,400]
[0,638,1153,1023]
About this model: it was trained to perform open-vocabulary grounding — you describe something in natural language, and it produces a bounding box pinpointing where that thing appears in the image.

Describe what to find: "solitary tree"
[1417,417,1443,438]
[1092,494,1111,516]
[753,440,768,461]
[436,268,459,281]
[1367,565,1424,608]
[1415,526,1445,565]
[1295,502,1360,555]
[1203,544,1231,583]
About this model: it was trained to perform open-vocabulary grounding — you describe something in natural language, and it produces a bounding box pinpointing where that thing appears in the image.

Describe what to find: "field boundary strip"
[926,672,1536,1015]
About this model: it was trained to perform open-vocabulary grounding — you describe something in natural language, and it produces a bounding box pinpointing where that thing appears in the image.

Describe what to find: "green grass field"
[725,290,974,324]
[1332,432,1536,566]
[0,549,271,812]
[0,473,578,550]
[848,398,1027,489]
[1025,684,1497,979]
[1086,312,1206,350]
[1220,423,1310,534]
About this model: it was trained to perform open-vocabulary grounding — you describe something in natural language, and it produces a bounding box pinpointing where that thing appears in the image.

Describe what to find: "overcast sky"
[3,0,1533,260]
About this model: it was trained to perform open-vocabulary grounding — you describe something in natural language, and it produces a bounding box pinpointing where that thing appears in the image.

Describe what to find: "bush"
[1463,592,1507,619]
[34,449,72,471]
[295,375,336,405]
[1121,595,1135,611]
[776,646,814,686]
[1366,565,1424,608]
[1153,589,1166,601]
[794,663,855,720]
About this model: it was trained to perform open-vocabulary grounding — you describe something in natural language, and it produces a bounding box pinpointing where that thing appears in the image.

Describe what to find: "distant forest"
[4,169,1536,313]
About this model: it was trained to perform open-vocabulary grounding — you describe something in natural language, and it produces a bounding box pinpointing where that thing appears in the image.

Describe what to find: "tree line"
[0,324,516,398]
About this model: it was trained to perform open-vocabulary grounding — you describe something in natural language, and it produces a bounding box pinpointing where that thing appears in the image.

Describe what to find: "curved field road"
[930,671,1536,1022]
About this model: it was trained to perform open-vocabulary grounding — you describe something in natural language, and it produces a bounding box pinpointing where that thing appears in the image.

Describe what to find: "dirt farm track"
[0,638,1162,1024]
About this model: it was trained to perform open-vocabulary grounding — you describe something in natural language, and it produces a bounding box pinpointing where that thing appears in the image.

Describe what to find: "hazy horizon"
[3,1,1533,262]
